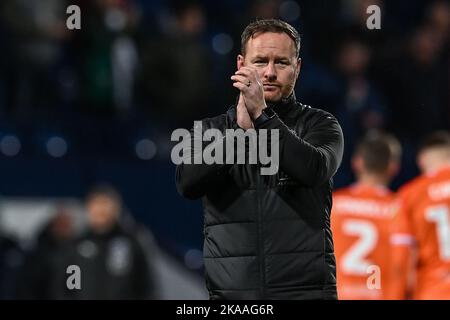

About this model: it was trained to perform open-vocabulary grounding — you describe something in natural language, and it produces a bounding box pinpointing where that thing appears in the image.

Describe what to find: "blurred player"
[332,131,401,299]
[70,184,154,299]
[389,131,450,299]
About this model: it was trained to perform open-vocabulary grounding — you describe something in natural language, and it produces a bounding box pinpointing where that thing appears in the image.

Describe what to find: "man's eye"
[277,61,289,65]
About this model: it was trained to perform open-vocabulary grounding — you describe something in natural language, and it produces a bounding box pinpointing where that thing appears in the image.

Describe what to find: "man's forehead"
[246,32,296,56]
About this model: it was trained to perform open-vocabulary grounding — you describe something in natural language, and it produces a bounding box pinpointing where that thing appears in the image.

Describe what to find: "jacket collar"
[267,92,297,118]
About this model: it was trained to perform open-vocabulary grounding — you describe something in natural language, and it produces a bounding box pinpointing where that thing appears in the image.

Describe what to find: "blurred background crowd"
[0,0,448,299]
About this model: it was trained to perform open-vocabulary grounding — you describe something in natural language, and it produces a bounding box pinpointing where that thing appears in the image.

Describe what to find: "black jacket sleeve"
[255,111,344,187]
[175,119,231,200]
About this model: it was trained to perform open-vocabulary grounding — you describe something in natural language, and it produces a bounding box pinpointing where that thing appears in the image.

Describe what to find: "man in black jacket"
[71,185,154,299]
[176,19,344,299]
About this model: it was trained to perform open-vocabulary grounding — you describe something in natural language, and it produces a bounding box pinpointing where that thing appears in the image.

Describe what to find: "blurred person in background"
[77,0,140,116]
[0,231,25,299]
[378,7,449,141]
[332,37,387,185]
[389,131,450,299]
[388,25,448,139]
[374,10,449,185]
[426,0,450,46]
[137,0,212,130]
[70,184,154,299]
[18,206,76,299]
[425,0,450,127]
[0,0,69,118]
[332,131,401,299]
[336,0,387,51]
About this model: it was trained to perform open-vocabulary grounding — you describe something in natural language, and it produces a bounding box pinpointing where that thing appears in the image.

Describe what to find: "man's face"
[86,195,120,233]
[238,32,301,102]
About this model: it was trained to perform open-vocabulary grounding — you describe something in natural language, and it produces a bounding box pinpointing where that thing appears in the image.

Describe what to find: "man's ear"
[351,155,363,174]
[387,161,400,179]
[295,58,302,78]
[237,54,244,70]
[417,153,426,174]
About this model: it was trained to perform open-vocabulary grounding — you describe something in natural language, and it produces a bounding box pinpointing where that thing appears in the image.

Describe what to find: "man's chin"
[264,92,282,103]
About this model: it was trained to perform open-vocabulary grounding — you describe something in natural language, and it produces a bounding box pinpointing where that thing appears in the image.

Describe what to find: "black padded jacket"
[176,94,344,299]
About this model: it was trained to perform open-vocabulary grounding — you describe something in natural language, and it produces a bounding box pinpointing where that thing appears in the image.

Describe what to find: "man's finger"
[231,74,249,84]
[235,68,252,77]
[235,68,260,85]
[237,66,258,75]
[233,81,248,92]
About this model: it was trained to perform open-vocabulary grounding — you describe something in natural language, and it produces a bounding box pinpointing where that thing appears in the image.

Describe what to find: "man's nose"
[264,62,277,81]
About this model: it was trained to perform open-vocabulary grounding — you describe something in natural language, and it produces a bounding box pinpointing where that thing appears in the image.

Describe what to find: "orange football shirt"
[332,183,398,299]
[390,166,450,300]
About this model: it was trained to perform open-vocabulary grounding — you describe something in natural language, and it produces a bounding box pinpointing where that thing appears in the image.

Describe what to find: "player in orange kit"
[332,131,402,299]
[389,131,450,300]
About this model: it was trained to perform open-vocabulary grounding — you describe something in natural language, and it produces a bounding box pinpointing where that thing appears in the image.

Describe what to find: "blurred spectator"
[137,1,212,129]
[250,0,281,19]
[383,24,448,140]
[335,38,386,131]
[77,0,140,116]
[69,184,154,299]
[18,206,74,299]
[338,0,387,49]
[377,22,448,185]
[17,206,76,299]
[0,233,25,299]
[0,0,69,118]
[332,38,387,185]
[426,0,450,44]
[425,1,450,126]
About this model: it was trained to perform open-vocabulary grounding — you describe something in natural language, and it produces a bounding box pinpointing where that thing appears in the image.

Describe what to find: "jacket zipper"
[255,162,266,298]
